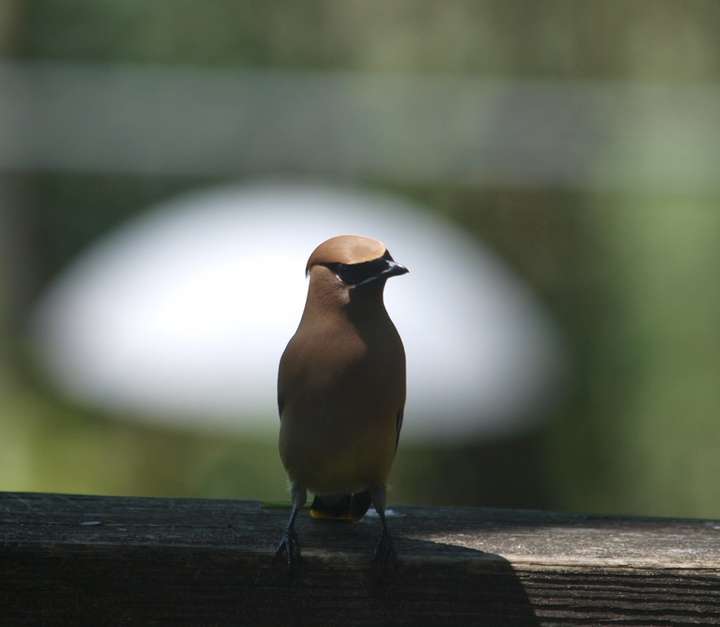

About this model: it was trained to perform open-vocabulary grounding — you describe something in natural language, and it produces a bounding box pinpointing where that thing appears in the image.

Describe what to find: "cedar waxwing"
[275,235,408,573]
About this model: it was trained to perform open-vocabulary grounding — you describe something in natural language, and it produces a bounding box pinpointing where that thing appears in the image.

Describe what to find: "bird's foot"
[274,528,302,578]
[372,531,398,570]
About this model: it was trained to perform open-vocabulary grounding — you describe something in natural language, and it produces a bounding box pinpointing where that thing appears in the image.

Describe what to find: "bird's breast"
[277,317,405,493]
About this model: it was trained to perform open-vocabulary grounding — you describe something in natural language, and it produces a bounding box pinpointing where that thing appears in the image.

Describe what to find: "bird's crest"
[305,235,386,276]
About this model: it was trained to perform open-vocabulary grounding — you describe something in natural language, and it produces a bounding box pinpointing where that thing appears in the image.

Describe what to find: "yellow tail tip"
[310,508,360,522]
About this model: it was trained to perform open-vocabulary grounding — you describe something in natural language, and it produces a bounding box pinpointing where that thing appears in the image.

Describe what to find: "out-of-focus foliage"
[15,0,720,80]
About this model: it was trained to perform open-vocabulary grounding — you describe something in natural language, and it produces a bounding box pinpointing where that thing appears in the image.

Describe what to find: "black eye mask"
[325,251,407,288]
[331,258,389,285]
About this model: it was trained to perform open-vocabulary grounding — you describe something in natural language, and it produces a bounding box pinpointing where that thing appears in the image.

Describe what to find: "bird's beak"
[381,260,409,279]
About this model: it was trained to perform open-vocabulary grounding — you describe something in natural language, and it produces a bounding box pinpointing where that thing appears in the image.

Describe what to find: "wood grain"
[2,492,719,626]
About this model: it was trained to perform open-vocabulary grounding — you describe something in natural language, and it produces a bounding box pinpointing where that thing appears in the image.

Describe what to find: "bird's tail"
[309,491,372,522]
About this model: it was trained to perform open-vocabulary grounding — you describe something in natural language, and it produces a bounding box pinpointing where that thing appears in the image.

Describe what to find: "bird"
[275,234,408,574]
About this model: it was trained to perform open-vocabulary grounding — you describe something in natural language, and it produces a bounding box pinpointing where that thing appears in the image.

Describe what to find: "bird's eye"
[335,264,363,284]
[331,259,386,285]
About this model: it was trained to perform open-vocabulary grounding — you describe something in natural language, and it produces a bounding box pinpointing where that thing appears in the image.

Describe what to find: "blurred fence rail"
[1,61,720,191]
[2,491,719,625]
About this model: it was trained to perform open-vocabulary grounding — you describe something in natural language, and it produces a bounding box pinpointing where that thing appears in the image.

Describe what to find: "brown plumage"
[275,234,408,573]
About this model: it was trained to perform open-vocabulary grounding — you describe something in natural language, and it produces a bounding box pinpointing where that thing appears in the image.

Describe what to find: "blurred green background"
[1,0,719,518]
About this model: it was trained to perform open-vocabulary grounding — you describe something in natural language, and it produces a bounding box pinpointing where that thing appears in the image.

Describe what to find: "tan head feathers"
[305,235,387,275]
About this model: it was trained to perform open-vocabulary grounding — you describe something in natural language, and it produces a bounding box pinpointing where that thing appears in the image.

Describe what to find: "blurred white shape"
[31,182,564,441]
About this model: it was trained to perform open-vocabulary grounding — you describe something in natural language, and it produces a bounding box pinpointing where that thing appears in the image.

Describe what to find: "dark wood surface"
[2,491,719,626]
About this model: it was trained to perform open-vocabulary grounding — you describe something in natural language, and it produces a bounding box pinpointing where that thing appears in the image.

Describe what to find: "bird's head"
[305,235,408,307]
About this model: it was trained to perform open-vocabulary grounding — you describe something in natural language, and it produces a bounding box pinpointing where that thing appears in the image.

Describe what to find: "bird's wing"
[277,390,285,419]
[276,358,285,419]
[395,407,404,451]
[277,337,295,420]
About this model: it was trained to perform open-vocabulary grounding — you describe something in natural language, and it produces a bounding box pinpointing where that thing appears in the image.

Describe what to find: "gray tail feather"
[310,491,372,522]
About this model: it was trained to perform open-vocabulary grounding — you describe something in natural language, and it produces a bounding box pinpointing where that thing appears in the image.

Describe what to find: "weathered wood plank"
[1,491,719,626]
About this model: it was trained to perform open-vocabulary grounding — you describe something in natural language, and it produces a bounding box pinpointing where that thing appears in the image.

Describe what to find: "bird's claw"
[372,532,398,569]
[274,529,302,577]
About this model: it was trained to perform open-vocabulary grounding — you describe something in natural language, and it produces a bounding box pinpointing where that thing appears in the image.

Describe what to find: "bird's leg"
[370,485,398,567]
[274,483,306,575]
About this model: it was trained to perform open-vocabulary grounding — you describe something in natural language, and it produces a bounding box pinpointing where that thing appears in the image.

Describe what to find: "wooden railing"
[2,492,719,625]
